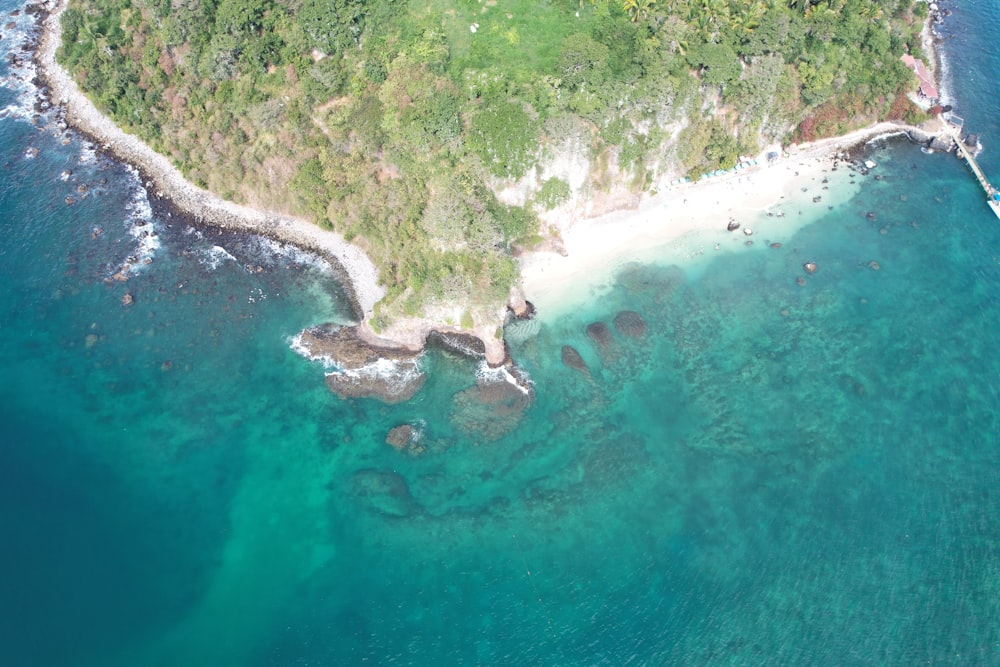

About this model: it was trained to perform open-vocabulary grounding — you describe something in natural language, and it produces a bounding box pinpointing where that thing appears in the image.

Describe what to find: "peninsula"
[33,0,944,398]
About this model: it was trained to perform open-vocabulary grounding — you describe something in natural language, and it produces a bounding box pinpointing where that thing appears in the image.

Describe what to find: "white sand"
[519,123,916,315]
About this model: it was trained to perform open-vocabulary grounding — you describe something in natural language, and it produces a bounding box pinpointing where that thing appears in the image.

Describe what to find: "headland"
[31,0,951,399]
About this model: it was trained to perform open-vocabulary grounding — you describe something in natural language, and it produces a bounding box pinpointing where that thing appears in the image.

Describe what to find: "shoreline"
[32,0,385,320]
[518,122,933,316]
[30,0,944,369]
[30,0,519,364]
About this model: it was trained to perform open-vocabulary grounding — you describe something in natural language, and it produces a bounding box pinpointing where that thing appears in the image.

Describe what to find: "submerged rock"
[350,469,417,517]
[324,359,425,404]
[586,321,614,348]
[451,373,533,442]
[561,345,588,374]
[613,310,646,338]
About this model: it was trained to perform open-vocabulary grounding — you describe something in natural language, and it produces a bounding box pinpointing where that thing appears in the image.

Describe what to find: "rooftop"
[901,54,939,100]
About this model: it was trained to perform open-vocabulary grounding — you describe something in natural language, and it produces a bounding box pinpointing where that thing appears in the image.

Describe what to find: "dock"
[940,115,1000,219]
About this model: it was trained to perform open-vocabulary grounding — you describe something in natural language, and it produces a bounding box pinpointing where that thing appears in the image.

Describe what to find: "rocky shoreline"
[27,0,951,404]
[32,0,386,318]
[29,0,519,398]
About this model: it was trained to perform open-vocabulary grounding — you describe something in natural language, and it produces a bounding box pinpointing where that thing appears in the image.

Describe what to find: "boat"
[990,190,1000,220]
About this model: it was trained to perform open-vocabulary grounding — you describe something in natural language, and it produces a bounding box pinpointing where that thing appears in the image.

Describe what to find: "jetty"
[940,114,1000,219]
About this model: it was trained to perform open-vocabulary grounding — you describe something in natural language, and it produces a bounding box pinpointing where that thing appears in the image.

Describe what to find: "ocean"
[2,0,1000,664]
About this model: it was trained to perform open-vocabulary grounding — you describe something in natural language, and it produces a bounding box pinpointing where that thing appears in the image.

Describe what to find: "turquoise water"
[3,1,1000,664]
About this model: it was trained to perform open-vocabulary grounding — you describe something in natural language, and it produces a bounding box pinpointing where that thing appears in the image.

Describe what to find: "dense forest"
[58,0,927,328]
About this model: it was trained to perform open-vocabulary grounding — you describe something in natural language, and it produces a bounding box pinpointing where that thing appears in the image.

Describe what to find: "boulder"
[385,425,415,450]
[803,262,817,274]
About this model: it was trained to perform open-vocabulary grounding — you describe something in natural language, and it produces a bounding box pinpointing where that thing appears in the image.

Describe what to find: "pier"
[940,115,1000,219]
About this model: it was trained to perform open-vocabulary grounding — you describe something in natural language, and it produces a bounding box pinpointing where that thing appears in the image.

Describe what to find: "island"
[33,0,945,401]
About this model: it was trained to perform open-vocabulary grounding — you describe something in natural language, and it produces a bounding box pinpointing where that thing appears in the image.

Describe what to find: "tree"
[623,0,656,22]
[299,0,363,54]
[557,33,611,91]
[685,42,741,88]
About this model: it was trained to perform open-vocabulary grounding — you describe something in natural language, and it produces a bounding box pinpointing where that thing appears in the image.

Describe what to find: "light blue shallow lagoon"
[2,1,1000,664]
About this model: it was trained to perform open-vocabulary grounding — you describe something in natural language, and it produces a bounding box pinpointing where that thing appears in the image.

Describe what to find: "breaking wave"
[476,361,534,397]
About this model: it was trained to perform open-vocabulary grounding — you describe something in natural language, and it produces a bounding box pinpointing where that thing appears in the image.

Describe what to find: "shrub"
[535,177,571,210]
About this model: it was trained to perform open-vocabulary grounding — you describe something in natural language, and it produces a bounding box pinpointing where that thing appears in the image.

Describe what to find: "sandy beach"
[518,123,923,315]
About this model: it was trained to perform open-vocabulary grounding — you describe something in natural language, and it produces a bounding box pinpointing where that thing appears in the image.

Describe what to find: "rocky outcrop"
[613,311,646,338]
[295,324,427,403]
[450,372,533,442]
[385,423,425,455]
[427,330,486,359]
[586,321,614,348]
[561,345,589,374]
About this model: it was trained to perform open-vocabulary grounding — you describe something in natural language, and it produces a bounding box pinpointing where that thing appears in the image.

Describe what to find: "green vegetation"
[58,0,928,324]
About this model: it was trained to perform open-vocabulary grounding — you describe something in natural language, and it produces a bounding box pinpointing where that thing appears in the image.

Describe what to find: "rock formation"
[295,324,427,403]
[561,345,589,374]
[613,311,646,338]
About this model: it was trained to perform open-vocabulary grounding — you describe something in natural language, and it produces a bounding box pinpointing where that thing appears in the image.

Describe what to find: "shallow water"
[3,0,1000,664]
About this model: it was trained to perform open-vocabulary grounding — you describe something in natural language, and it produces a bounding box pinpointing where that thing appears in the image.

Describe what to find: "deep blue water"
[2,1,1000,664]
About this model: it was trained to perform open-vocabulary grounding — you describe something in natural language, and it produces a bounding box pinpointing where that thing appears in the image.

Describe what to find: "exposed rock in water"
[613,311,646,338]
[427,330,486,360]
[385,423,425,455]
[296,324,427,403]
[727,219,740,231]
[297,324,416,367]
[386,424,414,450]
[561,345,588,374]
[324,360,425,404]
[803,262,817,274]
[508,288,534,319]
[451,374,532,442]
